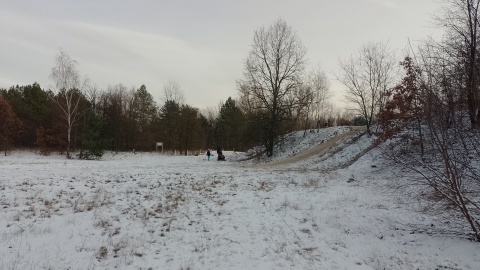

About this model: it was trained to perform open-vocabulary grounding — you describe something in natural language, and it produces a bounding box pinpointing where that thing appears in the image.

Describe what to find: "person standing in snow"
[206,149,211,161]
[217,147,223,161]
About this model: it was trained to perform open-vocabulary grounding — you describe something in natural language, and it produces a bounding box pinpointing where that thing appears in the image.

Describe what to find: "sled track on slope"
[320,137,376,172]
[255,126,368,169]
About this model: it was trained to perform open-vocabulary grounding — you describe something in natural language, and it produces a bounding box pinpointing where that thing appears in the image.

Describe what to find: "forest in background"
[0,79,354,158]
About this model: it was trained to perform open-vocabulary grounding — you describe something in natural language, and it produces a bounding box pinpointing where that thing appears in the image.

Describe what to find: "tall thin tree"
[50,49,89,158]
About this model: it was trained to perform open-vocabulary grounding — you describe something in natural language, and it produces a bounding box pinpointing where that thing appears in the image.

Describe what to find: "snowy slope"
[0,127,479,270]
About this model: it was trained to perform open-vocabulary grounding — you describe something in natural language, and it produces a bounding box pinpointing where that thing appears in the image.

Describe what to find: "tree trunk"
[67,124,71,159]
[4,130,6,157]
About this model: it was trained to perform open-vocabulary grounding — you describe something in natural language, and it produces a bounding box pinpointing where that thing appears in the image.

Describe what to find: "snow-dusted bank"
[1,127,479,269]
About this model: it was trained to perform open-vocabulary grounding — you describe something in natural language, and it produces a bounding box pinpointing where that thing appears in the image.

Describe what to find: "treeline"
[0,82,240,156]
[0,33,360,158]
[0,80,357,157]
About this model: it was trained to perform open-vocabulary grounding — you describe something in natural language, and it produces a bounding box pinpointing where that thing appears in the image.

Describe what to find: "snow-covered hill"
[0,127,478,269]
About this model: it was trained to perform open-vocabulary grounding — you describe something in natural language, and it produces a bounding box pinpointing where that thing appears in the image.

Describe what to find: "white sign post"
[156,142,163,154]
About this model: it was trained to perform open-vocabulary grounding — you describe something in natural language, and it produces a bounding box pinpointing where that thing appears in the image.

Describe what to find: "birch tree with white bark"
[50,49,89,158]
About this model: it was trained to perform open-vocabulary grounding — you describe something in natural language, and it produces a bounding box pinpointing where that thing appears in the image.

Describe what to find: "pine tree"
[78,112,106,160]
[0,95,22,156]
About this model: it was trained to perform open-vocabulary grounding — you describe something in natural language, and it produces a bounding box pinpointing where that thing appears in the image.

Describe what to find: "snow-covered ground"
[1,127,479,270]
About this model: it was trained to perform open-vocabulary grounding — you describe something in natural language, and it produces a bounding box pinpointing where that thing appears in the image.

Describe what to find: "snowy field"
[1,127,479,270]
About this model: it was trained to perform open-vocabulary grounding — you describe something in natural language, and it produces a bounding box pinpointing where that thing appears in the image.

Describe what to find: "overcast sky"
[0,0,440,110]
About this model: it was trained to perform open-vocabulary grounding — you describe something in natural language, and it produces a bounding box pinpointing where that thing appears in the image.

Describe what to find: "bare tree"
[336,107,356,126]
[49,49,89,158]
[239,18,307,156]
[98,84,130,152]
[386,98,480,241]
[419,33,480,240]
[162,81,185,105]
[86,83,99,113]
[307,67,331,131]
[435,0,480,128]
[237,82,263,116]
[337,41,397,133]
[201,106,219,149]
[382,34,480,241]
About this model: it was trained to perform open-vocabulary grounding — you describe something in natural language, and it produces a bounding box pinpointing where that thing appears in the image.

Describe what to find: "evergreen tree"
[5,83,54,146]
[159,100,181,151]
[216,97,245,151]
[78,112,106,160]
[0,95,23,156]
[131,85,157,151]
[178,104,204,154]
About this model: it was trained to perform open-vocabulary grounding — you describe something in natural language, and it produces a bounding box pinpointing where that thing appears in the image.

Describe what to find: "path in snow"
[256,126,367,168]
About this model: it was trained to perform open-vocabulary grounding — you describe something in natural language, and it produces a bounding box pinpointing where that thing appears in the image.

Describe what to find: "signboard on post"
[156,142,163,154]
